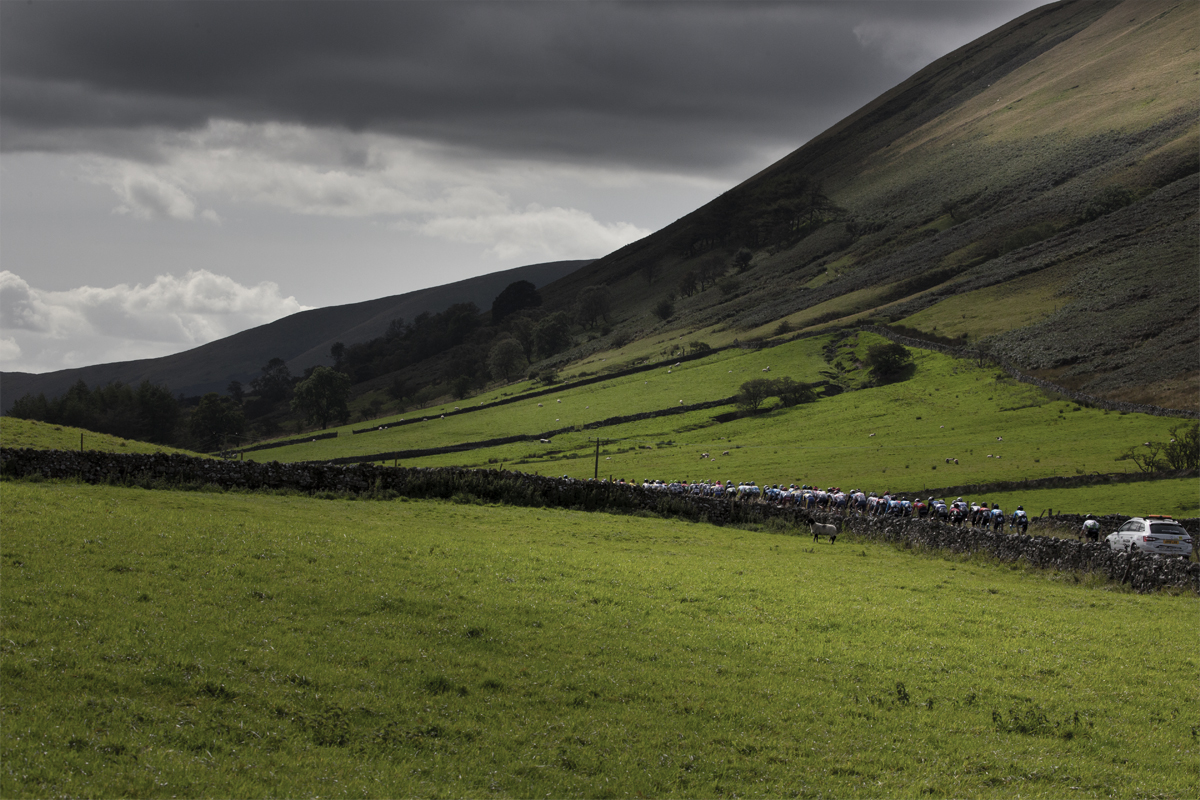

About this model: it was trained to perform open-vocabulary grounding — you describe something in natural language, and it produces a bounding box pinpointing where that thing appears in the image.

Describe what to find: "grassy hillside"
[0,417,203,457]
[245,332,1195,518]
[2,481,1195,798]
[532,0,1197,410]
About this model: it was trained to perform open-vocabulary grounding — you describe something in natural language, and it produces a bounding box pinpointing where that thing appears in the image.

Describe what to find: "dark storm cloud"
[0,0,1042,173]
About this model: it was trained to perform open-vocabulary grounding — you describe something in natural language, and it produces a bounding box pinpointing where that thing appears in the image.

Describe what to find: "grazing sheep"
[539,438,552,444]
[722,450,730,456]
[538,403,543,407]
[811,522,838,543]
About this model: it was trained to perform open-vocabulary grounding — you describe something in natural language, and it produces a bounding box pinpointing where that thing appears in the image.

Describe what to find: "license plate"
[1163,539,1178,544]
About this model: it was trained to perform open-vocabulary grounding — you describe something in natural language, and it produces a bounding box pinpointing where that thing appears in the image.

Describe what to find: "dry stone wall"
[3,447,1195,593]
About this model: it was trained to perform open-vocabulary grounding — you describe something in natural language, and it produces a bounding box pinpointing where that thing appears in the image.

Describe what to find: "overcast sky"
[0,0,1044,375]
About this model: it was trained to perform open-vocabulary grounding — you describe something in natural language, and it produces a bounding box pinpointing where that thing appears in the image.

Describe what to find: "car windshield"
[1149,523,1188,536]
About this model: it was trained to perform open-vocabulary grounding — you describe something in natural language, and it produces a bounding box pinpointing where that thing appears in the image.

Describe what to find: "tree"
[251,357,293,403]
[491,280,542,325]
[135,381,180,443]
[1122,422,1200,472]
[678,270,698,297]
[575,285,612,329]
[226,380,244,404]
[773,377,817,407]
[330,341,346,371]
[451,374,473,400]
[387,377,409,402]
[653,297,675,321]
[1117,441,1165,473]
[290,366,351,430]
[736,378,775,413]
[189,393,245,452]
[1164,422,1200,470]
[697,257,724,289]
[488,338,528,382]
[866,342,913,382]
[534,312,573,358]
[505,313,538,360]
[732,248,753,273]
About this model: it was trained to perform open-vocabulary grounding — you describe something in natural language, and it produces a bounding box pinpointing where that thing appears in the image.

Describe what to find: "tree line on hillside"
[324,279,618,403]
[4,278,623,450]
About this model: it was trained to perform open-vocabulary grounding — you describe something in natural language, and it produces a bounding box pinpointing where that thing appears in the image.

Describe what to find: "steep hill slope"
[0,259,588,408]
[538,0,1197,409]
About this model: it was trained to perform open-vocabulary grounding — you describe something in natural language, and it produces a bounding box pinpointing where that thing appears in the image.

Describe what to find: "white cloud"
[0,337,20,362]
[0,269,309,373]
[77,120,688,260]
[419,204,650,261]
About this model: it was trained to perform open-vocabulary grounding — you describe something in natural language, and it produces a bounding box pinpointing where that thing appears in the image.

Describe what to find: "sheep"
[722,450,730,456]
[538,403,543,407]
[811,522,839,543]
[539,438,552,444]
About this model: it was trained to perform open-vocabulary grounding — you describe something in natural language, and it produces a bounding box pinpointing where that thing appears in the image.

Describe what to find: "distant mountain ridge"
[1,260,590,408]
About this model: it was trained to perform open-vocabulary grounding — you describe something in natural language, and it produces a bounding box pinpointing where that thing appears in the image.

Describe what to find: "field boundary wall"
[4,447,1195,593]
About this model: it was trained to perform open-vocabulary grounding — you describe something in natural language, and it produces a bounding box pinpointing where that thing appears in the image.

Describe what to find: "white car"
[1106,516,1193,559]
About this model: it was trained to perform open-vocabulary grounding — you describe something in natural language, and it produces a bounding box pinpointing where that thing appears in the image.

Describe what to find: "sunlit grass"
[0,417,202,457]
[248,336,1189,518]
[2,481,1196,798]
[899,264,1074,340]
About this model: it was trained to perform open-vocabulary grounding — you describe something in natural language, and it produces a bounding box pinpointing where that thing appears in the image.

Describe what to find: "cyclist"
[1011,506,1028,534]
[1081,514,1101,543]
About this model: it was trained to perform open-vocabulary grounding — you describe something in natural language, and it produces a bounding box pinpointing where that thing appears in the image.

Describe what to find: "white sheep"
[811,522,838,543]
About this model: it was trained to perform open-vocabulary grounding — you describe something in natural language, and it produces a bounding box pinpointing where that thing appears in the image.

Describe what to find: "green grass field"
[2,481,1196,798]
[240,333,1194,519]
[0,417,202,458]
